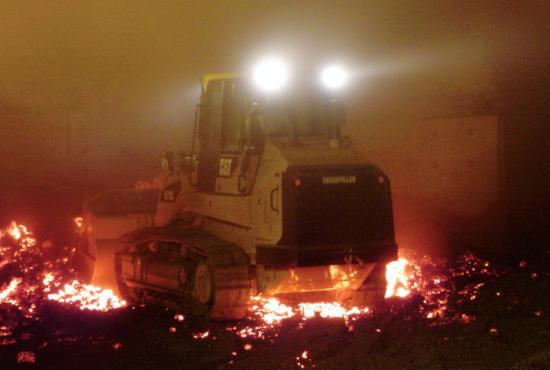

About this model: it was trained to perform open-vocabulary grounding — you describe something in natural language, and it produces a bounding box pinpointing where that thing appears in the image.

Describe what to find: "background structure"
[0,1,548,255]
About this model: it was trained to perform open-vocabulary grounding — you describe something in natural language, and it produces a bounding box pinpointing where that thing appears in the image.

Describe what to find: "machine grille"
[281,166,395,248]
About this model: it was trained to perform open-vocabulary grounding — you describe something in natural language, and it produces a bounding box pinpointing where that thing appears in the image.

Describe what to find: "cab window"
[199,79,244,153]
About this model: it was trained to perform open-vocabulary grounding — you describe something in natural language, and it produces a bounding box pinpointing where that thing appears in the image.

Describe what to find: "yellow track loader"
[76,66,397,320]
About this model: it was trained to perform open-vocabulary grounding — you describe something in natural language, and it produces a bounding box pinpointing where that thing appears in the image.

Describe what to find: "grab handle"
[270,186,280,213]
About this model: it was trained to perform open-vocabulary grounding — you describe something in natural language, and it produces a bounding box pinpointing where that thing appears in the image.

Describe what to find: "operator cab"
[195,76,247,192]
[195,75,345,193]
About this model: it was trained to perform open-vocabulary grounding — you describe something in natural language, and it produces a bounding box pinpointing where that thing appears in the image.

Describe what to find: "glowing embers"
[249,296,370,326]
[223,297,371,368]
[384,255,454,320]
[17,350,36,364]
[250,297,295,325]
[299,302,369,320]
[385,259,411,298]
[2,221,37,256]
[0,278,21,305]
[4,221,26,241]
[296,350,313,369]
[192,330,210,340]
[73,216,84,230]
[384,252,499,323]
[44,275,126,311]
[226,296,371,343]
[0,221,126,316]
[228,297,294,340]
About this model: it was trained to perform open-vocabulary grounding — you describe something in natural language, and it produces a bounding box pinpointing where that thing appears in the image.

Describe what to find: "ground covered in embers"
[1,253,548,370]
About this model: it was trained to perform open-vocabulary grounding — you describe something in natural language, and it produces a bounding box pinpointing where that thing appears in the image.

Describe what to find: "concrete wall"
[347,115,500,255]
[0,113,66,188]
[0,1,547,255]
[1,108,502,256]
[0,111,169,189]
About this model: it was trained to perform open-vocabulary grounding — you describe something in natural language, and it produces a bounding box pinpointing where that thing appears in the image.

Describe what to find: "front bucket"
[75,188,158,292]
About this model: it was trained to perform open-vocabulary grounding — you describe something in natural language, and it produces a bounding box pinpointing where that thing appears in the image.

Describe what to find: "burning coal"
[385,258,411,298]
[1,219,510,369]
[223,251,501,355]
[212,253,503,367]
[0,220,127,365]
[0,221,126,318]
[44,274,126,311]
[386,251,499,323]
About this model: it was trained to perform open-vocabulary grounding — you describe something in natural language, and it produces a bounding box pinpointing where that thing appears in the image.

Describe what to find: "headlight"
[320,65,348,90]
[252,57,289,93]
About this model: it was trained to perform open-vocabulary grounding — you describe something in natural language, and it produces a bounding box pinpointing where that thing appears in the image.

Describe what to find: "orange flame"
[385,259,411,298]
[0,278,21,305]
[45,279,126,311]
[7,222,22,240]
[1,221,126,313]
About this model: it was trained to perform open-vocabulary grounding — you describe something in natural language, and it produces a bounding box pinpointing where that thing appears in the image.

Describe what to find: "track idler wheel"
[192,262,214,314]
[114,250,142,304]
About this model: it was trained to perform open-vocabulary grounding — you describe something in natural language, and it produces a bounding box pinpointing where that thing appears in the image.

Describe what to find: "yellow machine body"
[77,74,397,319]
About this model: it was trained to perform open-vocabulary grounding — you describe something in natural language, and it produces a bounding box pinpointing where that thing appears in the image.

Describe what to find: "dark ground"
[1,264,548,370]
[0,187,549,369]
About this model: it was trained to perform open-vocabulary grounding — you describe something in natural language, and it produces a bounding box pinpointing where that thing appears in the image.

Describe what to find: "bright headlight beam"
[252,57,289,92]
[320,65,348,90]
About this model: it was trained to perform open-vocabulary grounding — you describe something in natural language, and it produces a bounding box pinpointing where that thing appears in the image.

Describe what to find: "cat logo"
[162,190,175,202]
[161,181,182,203]
[219,157,233,177]
[322,175,357,185]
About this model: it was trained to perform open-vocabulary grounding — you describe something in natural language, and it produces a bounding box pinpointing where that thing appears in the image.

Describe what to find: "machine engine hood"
[268,136,374,168]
